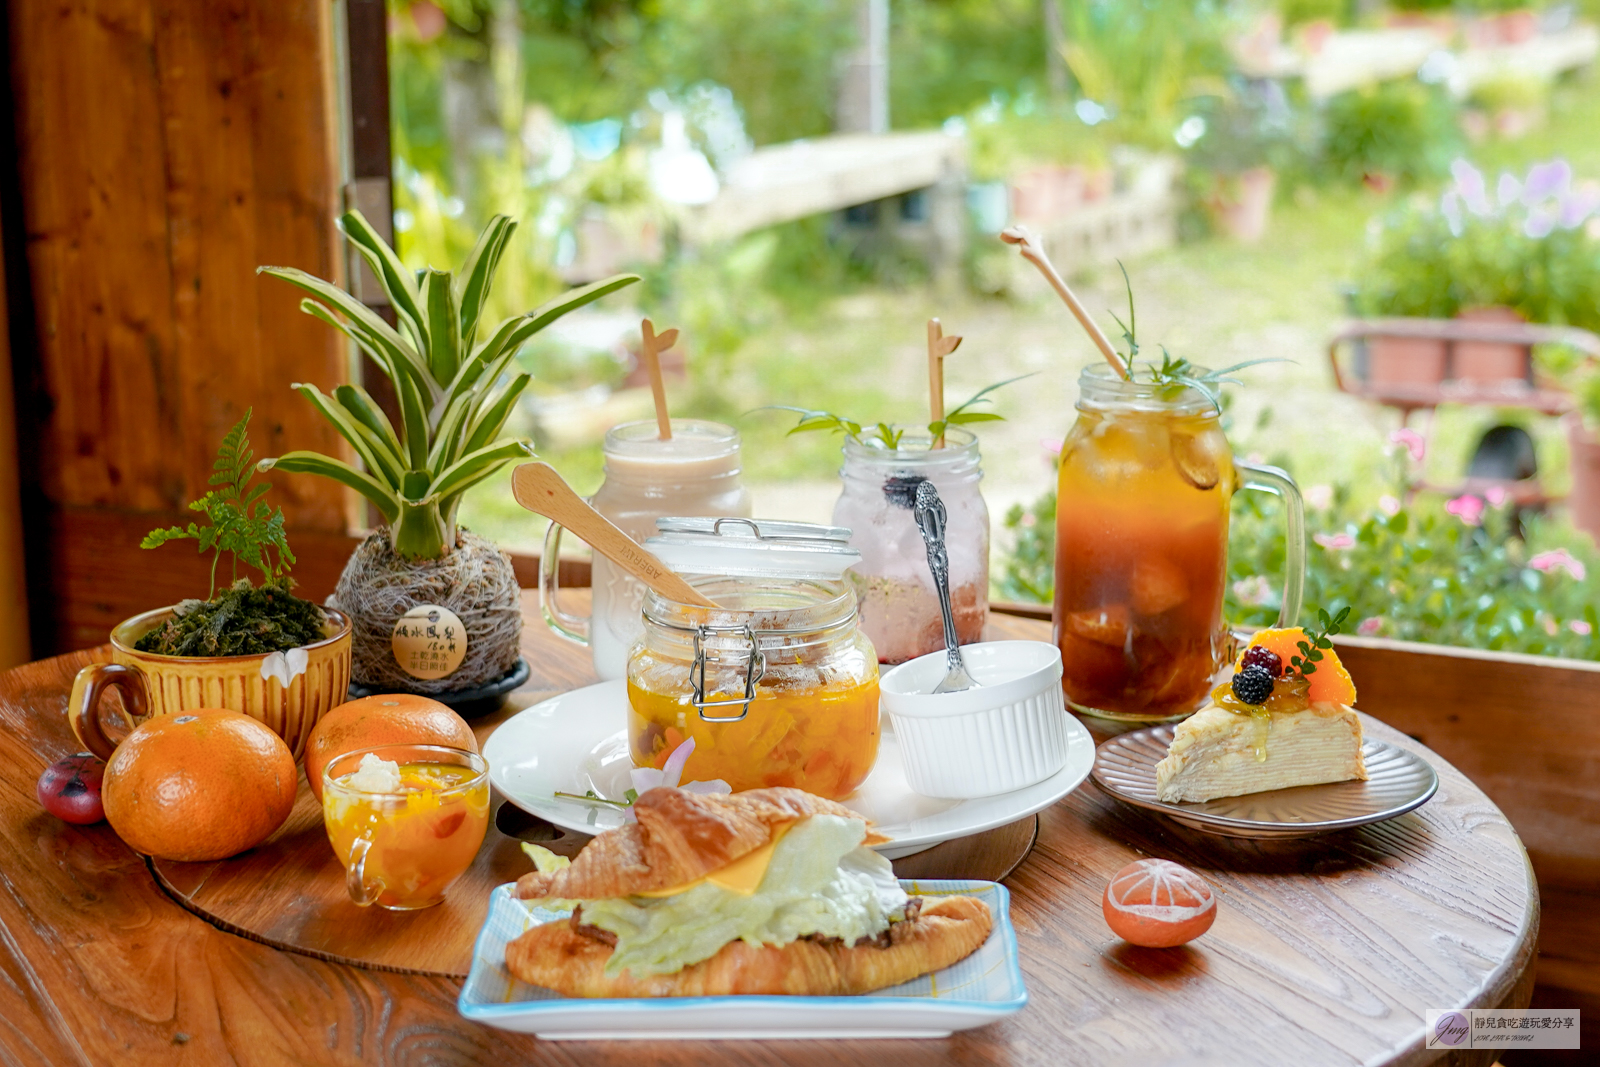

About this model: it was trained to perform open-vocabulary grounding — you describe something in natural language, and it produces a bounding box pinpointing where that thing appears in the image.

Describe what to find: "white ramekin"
[879,640,1068,799]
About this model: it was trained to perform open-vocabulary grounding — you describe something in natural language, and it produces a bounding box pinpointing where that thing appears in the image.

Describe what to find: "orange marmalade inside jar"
[627,571,880,799]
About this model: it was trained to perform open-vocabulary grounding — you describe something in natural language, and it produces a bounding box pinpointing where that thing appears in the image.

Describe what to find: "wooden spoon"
[511,462,719,608]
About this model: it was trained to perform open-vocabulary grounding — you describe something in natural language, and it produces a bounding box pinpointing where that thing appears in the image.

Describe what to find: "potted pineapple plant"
[258,210,638,706]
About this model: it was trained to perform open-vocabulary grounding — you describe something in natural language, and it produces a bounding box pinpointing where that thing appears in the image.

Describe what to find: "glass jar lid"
[645,517,860,580]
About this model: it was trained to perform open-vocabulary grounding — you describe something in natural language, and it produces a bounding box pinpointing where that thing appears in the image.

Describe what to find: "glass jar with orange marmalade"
[627,519,879,800]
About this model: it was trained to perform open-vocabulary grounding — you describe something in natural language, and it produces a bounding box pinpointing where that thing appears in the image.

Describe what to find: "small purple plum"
[38,752,106,825]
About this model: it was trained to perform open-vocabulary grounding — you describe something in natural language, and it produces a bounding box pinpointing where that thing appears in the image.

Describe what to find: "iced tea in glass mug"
[1054,364,1305,722]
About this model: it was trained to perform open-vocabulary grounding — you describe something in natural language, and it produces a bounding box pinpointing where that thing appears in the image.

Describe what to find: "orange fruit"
[102,709,296,862]
[1239,626,1357,705]
[304,694,477,802]
[1103,858,1217,948]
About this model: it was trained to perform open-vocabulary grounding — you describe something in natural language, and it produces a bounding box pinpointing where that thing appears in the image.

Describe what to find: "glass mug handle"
[540,522,590,646]
[1233,461,1306,629]
[345,836,382,907]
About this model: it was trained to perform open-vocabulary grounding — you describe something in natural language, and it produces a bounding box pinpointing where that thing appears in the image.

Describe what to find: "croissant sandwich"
[507,786,992,997]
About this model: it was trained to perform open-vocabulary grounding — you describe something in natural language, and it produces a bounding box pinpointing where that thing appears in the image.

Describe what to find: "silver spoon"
[913,480,978,694]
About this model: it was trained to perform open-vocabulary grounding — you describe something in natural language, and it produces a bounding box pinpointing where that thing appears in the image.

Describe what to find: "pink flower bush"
[1357,617,1384,636]
[1304,484,1334,510]
[1485,485,1509,507]
[1314,532,1356,550]
[1388,428,1426,464]
[1528,549,1587,582]
[1570,620,1594,636]
[1445,494,1485,526]
[1379,494,1402,517]
[1231,575,1274,607]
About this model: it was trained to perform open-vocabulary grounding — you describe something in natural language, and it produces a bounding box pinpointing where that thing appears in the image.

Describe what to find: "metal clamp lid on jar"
[643,517,862,722]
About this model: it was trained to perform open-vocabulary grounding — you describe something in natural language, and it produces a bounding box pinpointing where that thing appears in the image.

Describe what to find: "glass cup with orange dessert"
[1054,363,1306,722]
[321,743,490,910]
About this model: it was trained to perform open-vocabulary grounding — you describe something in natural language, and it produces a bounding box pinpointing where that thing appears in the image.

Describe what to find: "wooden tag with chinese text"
[391,605,467,680]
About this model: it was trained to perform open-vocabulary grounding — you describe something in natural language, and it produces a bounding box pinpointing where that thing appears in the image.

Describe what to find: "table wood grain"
[0,595,1536,1066]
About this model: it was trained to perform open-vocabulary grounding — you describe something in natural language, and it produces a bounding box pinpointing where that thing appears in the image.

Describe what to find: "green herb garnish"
[554,788,638,809]
[1112,262,1283,409]
[1290,606,1352,677]
[760,374,1033,449]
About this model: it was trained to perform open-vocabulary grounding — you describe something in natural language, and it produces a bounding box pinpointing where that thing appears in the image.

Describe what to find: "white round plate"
[1091,725,1439,839]
[484,680,1095,859]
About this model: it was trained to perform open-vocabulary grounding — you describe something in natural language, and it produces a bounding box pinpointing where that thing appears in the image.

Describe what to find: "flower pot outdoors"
[1209,166,1276,243]
[1565,412,1600,540]
[1010,165,1086,224]
[1454,306,1532,384]
[1367,335,1448,387]
[67,607,352,761]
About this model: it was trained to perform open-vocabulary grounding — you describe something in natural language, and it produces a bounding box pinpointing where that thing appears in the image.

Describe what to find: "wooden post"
[836,0,889,134]
[6,0,350,652]
[0,209,29,668]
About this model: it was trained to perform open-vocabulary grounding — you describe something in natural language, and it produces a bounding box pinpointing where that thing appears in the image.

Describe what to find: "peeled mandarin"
[1103,858,1217,948]
[1238,626,1357,705]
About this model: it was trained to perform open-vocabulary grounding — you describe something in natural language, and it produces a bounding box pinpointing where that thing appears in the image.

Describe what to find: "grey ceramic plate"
[1091,725,1439,839]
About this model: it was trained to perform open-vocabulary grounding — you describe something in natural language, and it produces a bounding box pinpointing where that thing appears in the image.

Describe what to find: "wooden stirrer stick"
[640,318,680,440]
[1000,226,1129,380]
[926,318,963,449]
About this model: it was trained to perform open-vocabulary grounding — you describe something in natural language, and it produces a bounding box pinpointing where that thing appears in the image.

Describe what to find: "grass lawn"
[458,74,1600,570]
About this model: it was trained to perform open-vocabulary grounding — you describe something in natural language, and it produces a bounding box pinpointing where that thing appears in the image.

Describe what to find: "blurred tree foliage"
[646,0,857,144]
[395,0,1076,148]
[1057,0,1232,148]
[888,0,1049,129]
[395,0,858,147]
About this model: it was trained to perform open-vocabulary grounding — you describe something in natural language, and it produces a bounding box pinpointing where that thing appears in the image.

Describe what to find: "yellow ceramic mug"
[68,605,352,762]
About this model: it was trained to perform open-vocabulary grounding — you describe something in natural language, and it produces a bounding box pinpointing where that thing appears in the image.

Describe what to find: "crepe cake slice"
[1155,624,1367,804]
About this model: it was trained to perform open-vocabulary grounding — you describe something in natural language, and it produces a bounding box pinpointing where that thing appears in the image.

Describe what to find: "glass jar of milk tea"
[540,420,752,680]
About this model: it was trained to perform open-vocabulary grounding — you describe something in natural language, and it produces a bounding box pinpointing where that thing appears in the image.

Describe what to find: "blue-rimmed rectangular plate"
[458,879,1027,1040]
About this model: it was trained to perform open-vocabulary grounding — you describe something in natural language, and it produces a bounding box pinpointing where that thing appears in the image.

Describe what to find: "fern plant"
[257,211,639,560]
[142,409,295,597]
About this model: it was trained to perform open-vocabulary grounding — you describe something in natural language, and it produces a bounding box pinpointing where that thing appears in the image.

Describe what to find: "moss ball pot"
[331,528,523,697]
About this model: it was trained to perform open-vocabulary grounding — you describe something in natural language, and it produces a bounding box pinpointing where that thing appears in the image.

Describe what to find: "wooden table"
[0,597,1538,1066]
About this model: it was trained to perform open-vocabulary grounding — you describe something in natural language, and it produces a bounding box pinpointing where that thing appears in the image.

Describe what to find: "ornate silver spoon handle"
[913,480,977,693]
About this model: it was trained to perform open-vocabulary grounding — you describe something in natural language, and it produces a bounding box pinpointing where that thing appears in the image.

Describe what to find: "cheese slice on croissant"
[506,786,991,997]
[515,786,888,901]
